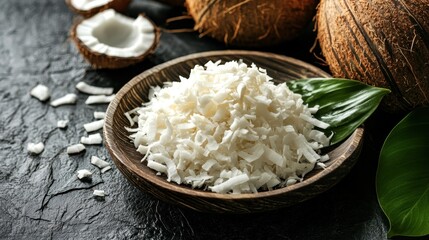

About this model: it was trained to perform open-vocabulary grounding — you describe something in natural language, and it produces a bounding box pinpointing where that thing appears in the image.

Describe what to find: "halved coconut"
[65,0,131,18]
[71,9,160,69]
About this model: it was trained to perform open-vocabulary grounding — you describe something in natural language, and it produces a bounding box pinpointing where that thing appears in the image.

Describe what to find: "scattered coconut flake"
[83,119,104,132]
[80,133,103,145]
[129,61,331,194]
[101,166,112,173]
[57,120,69,129]
[77,169,92,180]
[30,84,50,101]
[90,156,110,169]
[85,94,115,105]
[94,111,105,119]
[27,142,44,155]
[50,93,77,107]
[76,82,114,95]
[93,189,106,198]
[67,143,86,154]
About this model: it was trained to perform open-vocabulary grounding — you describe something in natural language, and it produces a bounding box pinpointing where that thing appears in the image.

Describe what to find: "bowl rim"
[104,50,363,201]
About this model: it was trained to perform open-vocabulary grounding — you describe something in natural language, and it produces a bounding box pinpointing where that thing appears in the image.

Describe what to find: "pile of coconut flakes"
[127,60,331,194]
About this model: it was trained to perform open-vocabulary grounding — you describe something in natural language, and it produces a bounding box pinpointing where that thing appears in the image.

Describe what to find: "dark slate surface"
[0,0,399,239]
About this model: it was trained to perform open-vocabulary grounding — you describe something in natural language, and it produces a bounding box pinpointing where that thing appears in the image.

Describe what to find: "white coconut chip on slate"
[50,93,78,107]
[57,120,69,129]
[101,166,112,173]
[80,133,103,145]
[77,169,92,180]
[85,94,115,105]
[30,84,50,101]
[83,119,104,132]
[90,156,110,169]
[27,142,45,155]
[76,81,114,95]
[67,143,86,154]
[94,111,106,119]
[93,189,107,198]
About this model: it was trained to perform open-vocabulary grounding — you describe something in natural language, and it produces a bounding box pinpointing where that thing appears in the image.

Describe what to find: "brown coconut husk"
[317,0,429,113]
[185,0,318,47]
[65,0,132,18]
[70,14,161,69]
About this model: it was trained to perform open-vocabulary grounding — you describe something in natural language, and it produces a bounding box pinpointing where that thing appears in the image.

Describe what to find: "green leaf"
[376,107,429,238]
[287,78,390,145]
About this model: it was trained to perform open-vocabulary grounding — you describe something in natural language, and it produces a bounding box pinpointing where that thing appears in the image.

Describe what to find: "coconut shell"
[70,14,161,69]
[185,0,318,47]
[317,0,429,113]
[65,0,132,18]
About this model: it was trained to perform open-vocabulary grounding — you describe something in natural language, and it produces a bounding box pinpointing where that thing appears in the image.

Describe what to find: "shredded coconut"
[67,143,86,155]
[84,119,104,132]
[76,82,114,95]
[101,166,112,173]
[57,120,69,129]
[94,111,106,119]
[91,156,110,169]
[27,142,45,155]
[80,133,103,145]
[93,189,106,198]
[50,93,77,107]
[30,84,50,101]
[77,169,92,180]
[128,60,331,194]
[85,94,115,105]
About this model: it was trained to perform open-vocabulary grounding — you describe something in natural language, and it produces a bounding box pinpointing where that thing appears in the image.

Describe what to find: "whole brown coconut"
[317,0,429,113]
[186,0,318,47]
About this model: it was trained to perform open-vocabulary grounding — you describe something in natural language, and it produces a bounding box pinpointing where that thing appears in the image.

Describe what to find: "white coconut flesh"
[76,9,156,58]
[71,0,112,11]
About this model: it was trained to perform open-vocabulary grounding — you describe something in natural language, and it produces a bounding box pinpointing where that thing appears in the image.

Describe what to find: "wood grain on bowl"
[103,50,364,213]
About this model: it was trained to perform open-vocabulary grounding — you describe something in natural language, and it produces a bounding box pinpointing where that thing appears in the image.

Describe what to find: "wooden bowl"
[104,50,364,213]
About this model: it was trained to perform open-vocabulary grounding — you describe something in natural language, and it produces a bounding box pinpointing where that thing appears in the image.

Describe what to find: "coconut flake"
[27,142,44,155]
[101,166,112,173]
[50,93,77,107]
[90,156,110,168]
[93,189,106,198]
[57,120,69,129]
[85,94,115,105]
[80,133,103,145]
[30,84,50,101]
[209,174,250,194]
[83,119,104,132]
[77,169,92,180]
[67,143,86,154]
[94,111,106,119]
[76,82,114,95]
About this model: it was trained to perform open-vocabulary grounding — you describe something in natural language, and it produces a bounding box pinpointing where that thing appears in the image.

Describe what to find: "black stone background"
[0,0,406,239]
